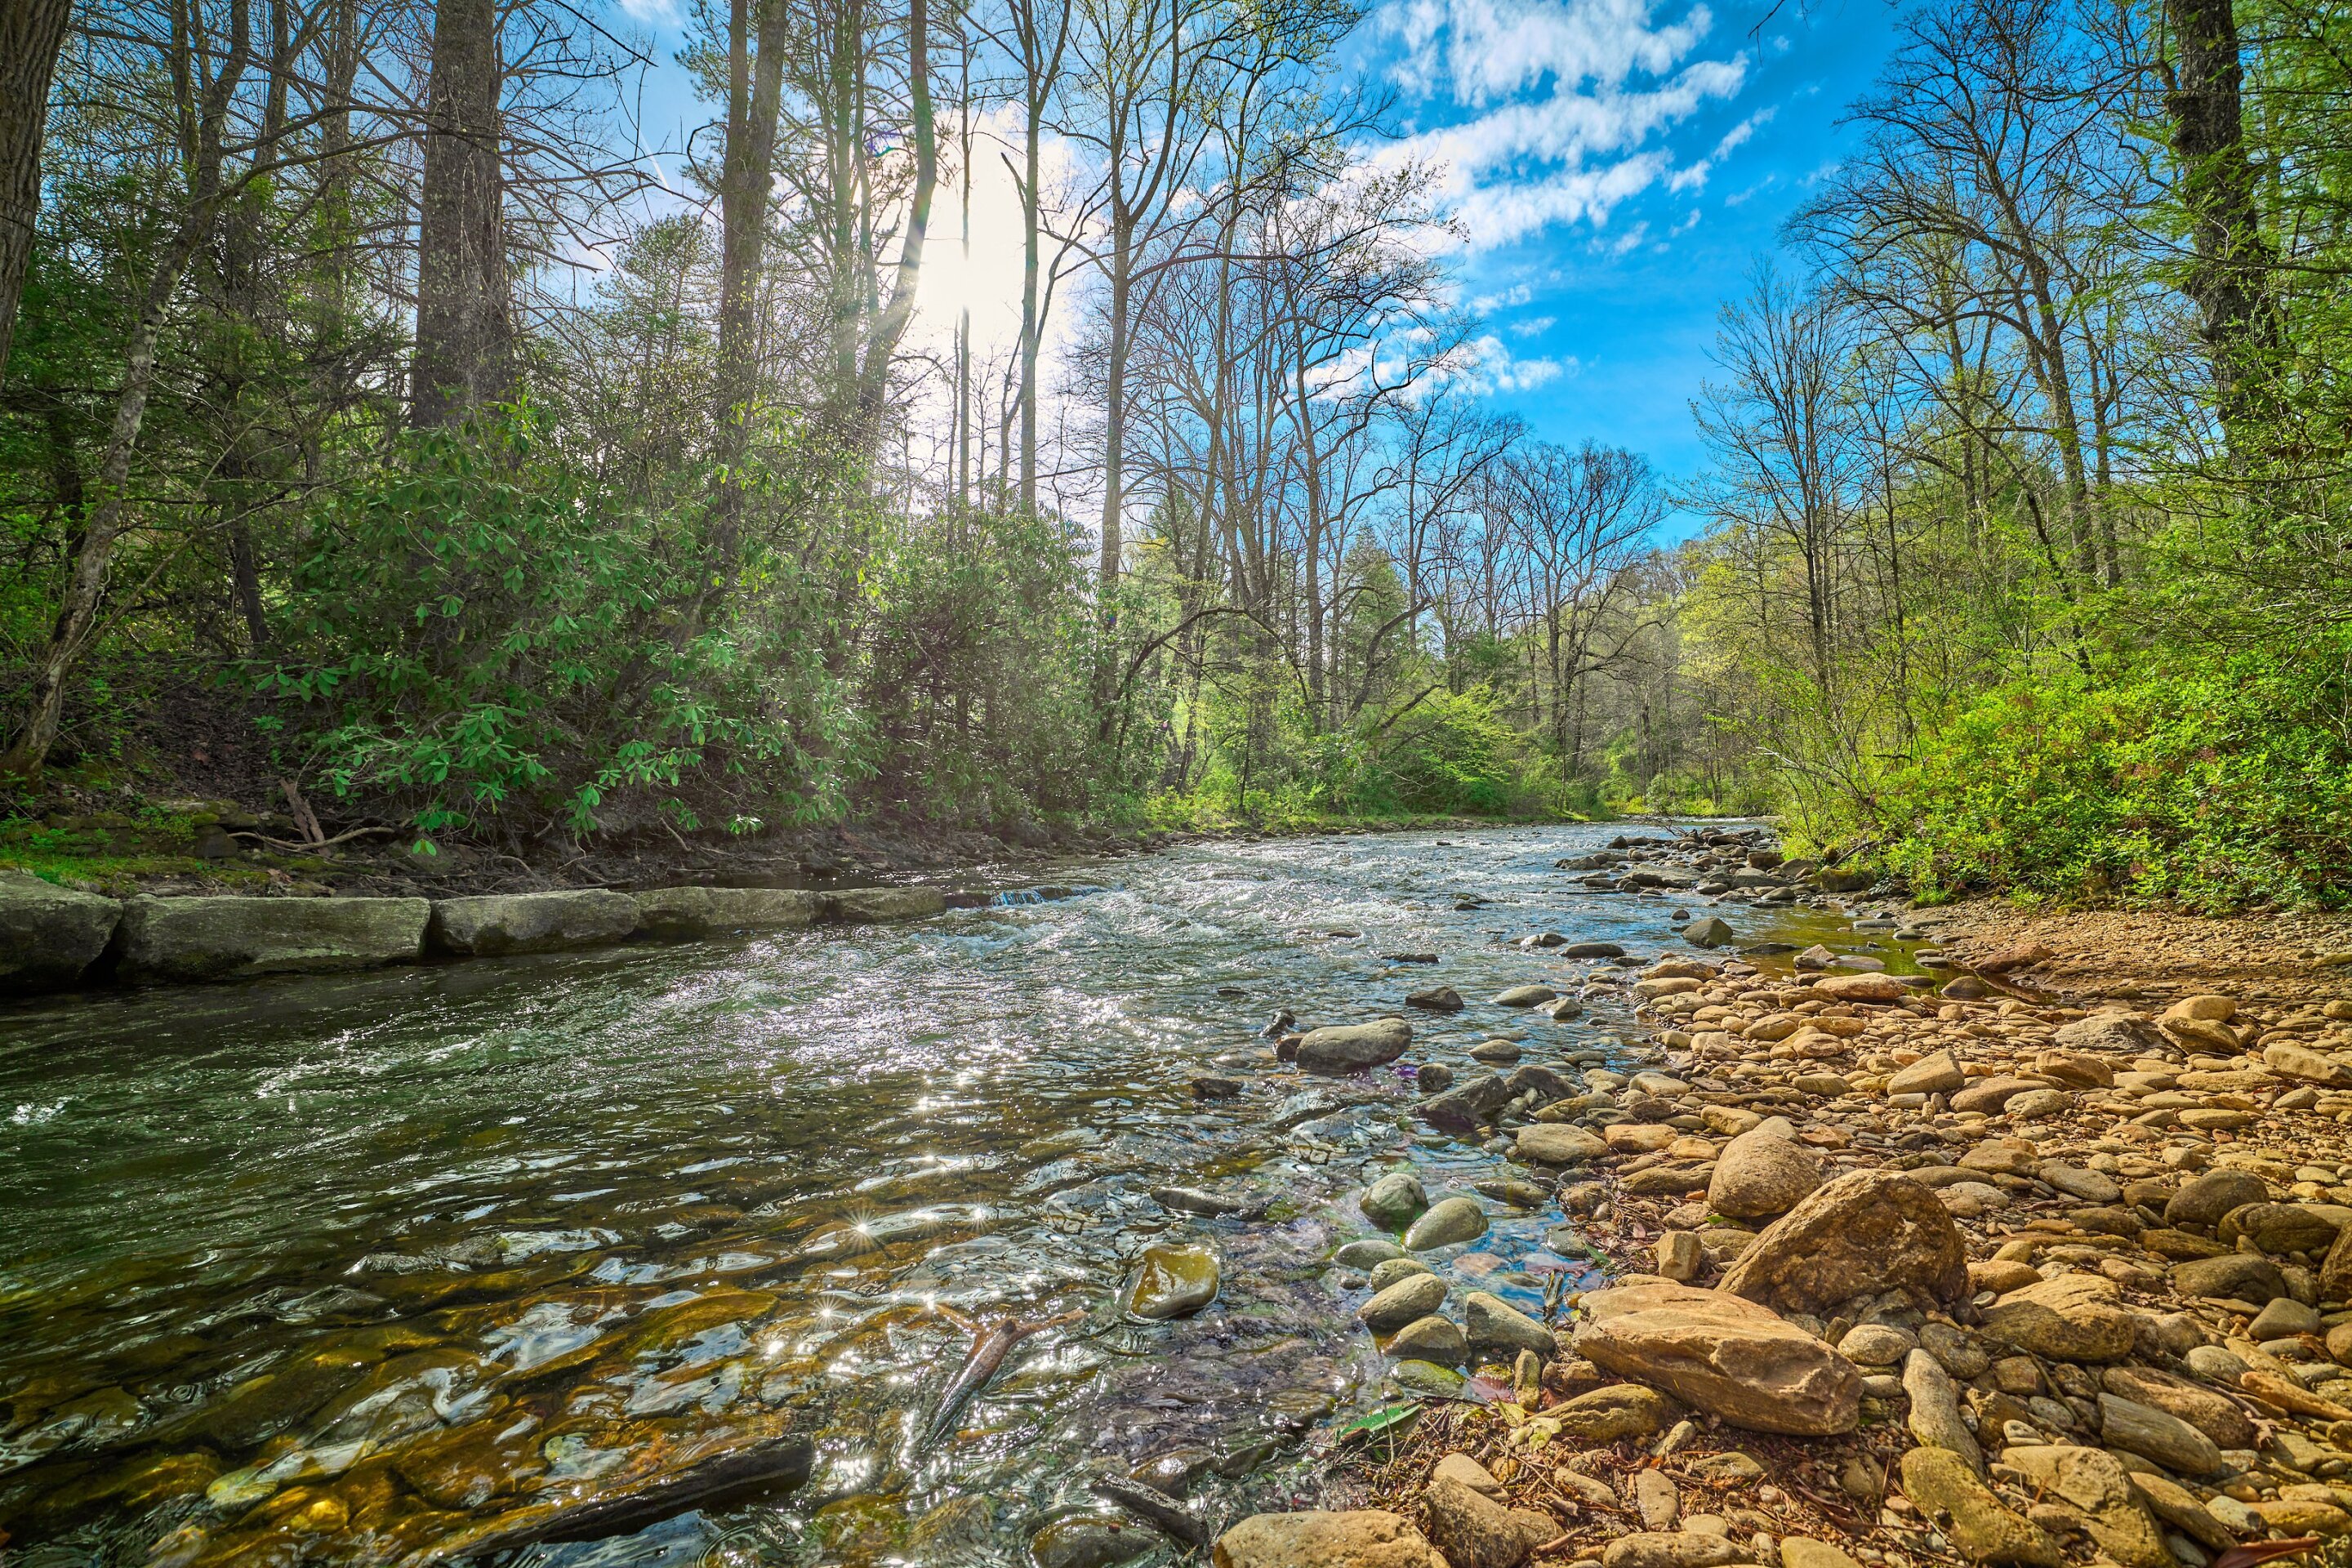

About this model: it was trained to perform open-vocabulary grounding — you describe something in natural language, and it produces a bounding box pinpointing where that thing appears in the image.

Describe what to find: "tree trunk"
[1018,88,1041,514]
[2163,0,2278,435]
[1098,219,1131,595]
[2,0,250,776]
[710,0,784,563]
[853,0,933,446]
[411,0,510,428]
[0,0,75,382]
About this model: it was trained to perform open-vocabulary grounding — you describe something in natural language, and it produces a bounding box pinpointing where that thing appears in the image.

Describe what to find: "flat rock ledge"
[0,874,953,995]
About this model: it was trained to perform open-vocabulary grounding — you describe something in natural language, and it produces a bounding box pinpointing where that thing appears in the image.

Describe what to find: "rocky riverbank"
[1210,849,2352,1568]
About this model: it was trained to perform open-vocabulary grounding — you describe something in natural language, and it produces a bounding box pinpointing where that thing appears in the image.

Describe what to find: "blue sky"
[611,0,1899,534]
[1361,0,1900,526]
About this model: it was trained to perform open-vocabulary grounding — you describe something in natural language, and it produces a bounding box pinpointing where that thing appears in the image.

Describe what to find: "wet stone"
[1402,1197,1487,1250]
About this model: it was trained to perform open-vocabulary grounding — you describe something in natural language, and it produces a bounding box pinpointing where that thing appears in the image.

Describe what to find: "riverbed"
[0,826,1872,1568]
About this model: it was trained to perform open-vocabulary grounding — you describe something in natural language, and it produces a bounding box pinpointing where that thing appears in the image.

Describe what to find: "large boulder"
[1463,1292,1556,1360]
[2051,1012,2167,1058]
[1514,1125,1608,1166]
[1213,1512,1445,1568]
[1718,1169,1968,1315]
[2169,1251,2287,1303]
[1998,1446,2168,1568]
[1419,1476,1554,1568]
[1575,1281,1862,1436]
[1420,1075,1514,1134]
[1976,1276,2139,1361]
[1899,1448,2059,1566]
[118,895,430,984]
[1297,1019,1411,1074]
[0,873,121,992]
[2163,1169,2270,1230]
[1812,972,1905,1003]
[1707,1130,1824,1220]
[632,886,819,938]
[825,886,947,923]
[428,890,639,956]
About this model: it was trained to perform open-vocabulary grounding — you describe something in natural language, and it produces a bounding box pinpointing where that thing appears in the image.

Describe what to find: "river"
[0,826,1872,1568]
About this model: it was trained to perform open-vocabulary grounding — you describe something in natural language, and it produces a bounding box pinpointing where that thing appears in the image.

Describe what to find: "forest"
[0,0,2345,908]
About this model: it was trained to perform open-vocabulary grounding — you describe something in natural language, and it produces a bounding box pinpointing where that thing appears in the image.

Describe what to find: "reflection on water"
[0,830,1723,1567]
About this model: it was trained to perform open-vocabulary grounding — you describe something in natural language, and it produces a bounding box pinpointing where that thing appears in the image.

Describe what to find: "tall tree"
[0,0,76,381]
[2161,0,2278,436]
[411,0,510,427]
[2,0,252,774]
[710,0,786,564]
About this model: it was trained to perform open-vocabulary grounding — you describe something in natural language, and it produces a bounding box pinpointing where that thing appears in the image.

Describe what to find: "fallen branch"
[228,825,399,851]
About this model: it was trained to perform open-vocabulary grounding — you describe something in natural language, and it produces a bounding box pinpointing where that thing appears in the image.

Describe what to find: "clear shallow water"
[0,827,1744,1568]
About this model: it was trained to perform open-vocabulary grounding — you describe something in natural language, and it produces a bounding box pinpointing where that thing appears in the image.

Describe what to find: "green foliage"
[858,508,1103,824]
[1867,644,2352,911]
[255,405,853,842]
[1363,687,1522,815]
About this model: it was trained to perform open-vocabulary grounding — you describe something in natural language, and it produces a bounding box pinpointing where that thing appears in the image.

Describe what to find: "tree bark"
[1097,220,1130,595]
[411,0,510,428]
[0,0,75,382]
[2,0,250,776]
[853,0,933,445]
[710,0,785,562]
[2163,0,2278,437]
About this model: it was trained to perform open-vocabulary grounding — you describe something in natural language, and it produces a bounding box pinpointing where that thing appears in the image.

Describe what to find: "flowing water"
[0,826,1890,1568]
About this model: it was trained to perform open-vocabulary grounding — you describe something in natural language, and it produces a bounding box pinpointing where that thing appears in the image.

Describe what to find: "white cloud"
[614,0,678,24]
[1470,282,1536,312]
[1375,0,1746,252]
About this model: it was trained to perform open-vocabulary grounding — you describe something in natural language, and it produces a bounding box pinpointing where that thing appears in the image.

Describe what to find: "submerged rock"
[1360,1171,1429,1232]
[1297,1019,1412,1073]
[1123,1246,1221,1320]
[1033,1517,1153,1568]
[1401,1197,1487,1250]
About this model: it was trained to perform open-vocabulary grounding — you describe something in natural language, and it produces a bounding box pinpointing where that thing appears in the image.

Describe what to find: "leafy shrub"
[256,407,853,843]
[1869,641,2352,909]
